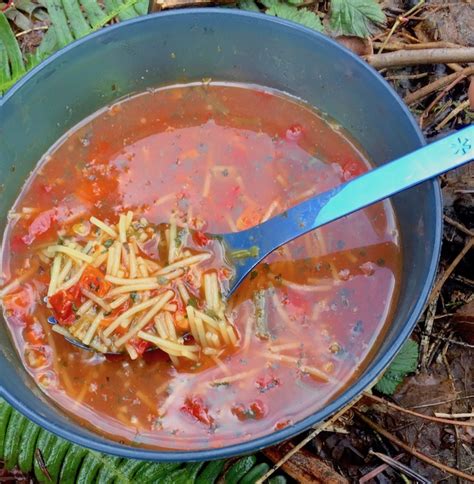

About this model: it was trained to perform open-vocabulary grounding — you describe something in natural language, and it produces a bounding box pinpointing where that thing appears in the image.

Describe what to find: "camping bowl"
[0,9,441,461]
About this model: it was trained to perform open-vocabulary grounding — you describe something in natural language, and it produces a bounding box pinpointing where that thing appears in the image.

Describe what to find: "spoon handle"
[230,126,473,263]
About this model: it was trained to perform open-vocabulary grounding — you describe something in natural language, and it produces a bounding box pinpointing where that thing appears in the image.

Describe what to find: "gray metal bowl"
[0,9,441,461]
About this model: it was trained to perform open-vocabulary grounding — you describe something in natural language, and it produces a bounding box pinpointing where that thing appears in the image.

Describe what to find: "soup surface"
[0,83,401,450]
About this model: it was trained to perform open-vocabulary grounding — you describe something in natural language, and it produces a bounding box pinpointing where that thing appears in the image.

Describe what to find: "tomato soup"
[0,83,401,450]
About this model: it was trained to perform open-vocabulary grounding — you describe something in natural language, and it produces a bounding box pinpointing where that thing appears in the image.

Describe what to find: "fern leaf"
[133,0,148,15]
[98,0,140,28]
[0,41,10,84]
[44,0,74,47]
[62,0,92,38]
[34,26,58,60]
[79,0,108,28]
[0,12,25,77]
[104,0,136,21]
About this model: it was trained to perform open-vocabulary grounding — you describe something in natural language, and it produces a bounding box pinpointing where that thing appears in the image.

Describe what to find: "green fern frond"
[0,0,144,95]
[0,399,286,483]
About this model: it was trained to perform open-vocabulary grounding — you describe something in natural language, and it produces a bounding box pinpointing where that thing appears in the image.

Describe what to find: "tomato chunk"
[22,209,56,245]
[129,337,152,356]
[79,266,111,297]
[181,396,214,427]
[231,399,267,421]
[192,231,209,247]
[49,284,81,325]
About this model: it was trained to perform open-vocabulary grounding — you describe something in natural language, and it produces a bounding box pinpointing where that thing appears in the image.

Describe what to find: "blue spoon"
[50,126,473,354]
[222,125,473,296]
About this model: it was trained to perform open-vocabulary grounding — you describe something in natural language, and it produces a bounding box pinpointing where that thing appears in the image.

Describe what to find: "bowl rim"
[0,8,442,462]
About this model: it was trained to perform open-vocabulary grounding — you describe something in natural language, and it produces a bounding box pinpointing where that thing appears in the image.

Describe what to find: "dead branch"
[356,412,474,481]
[411,393,474,410]
[419,74,468,128]
[256,401,358,483]
[444,216,474,238]
[435,99,471,131]
[263,444,348,484]
[369,451,431,483]
[364,392,474,427]
[405,66,474,104]
[430,237,474,301]
[359,454,403,483]
[365,48,474,69]
[374,41,464,51]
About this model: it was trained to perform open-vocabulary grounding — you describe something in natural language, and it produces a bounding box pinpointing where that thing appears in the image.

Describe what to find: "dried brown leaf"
[336,35,373,55]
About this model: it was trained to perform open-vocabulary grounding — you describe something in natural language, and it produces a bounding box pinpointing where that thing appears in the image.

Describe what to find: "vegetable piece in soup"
[0,82,401,450]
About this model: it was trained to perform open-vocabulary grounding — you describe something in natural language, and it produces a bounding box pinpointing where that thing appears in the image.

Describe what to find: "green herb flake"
[230,246,260,260]
[130,292,139,303]
[205,309,219,319]
[375,339,419,396]
[104,239,114,248]
[188,297,199,309]
[157,276,168,285]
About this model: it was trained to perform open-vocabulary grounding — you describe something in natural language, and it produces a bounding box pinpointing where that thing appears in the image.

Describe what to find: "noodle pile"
[44,211,238,362]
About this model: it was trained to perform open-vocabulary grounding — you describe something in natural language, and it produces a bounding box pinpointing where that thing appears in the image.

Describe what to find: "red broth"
[0,83,401,450]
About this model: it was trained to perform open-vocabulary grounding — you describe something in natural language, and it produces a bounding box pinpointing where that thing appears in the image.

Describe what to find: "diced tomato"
[192,231,209,247]
[24,328,44,345]
[10,235,26,252]
[181,396,214,427]
[49,284,81,325]
[275,419,291,431]
[79,266,111,297]
[22,209,56,245]
[130,337,152,356]
[256,375,281,393]
[285,124,303,141]
[2,285,36,321]
[231,400,267,421]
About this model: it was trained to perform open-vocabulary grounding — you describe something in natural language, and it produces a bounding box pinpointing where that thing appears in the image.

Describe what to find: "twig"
[263,445,348,483]
[365,48,474,69]
[256,401,358,483]
[405,66,474,104]
[377,0,425,54]
[452,274,474,287]
[435,412,474,419]
[430,237,474,299]
[356,411,474,481]
[15,26,49,38]
[442,354,462,480]
[420,297,438,367]
[374,41,464,51]
[419,74,469,128]
[385,72,429,80]
[369,451,431,483]
[364,392,474,427]
[359,454,403,483]
[435,99,471,131]
[410,393,474,410]
[420,332,474,350]
[444,215,474,238]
